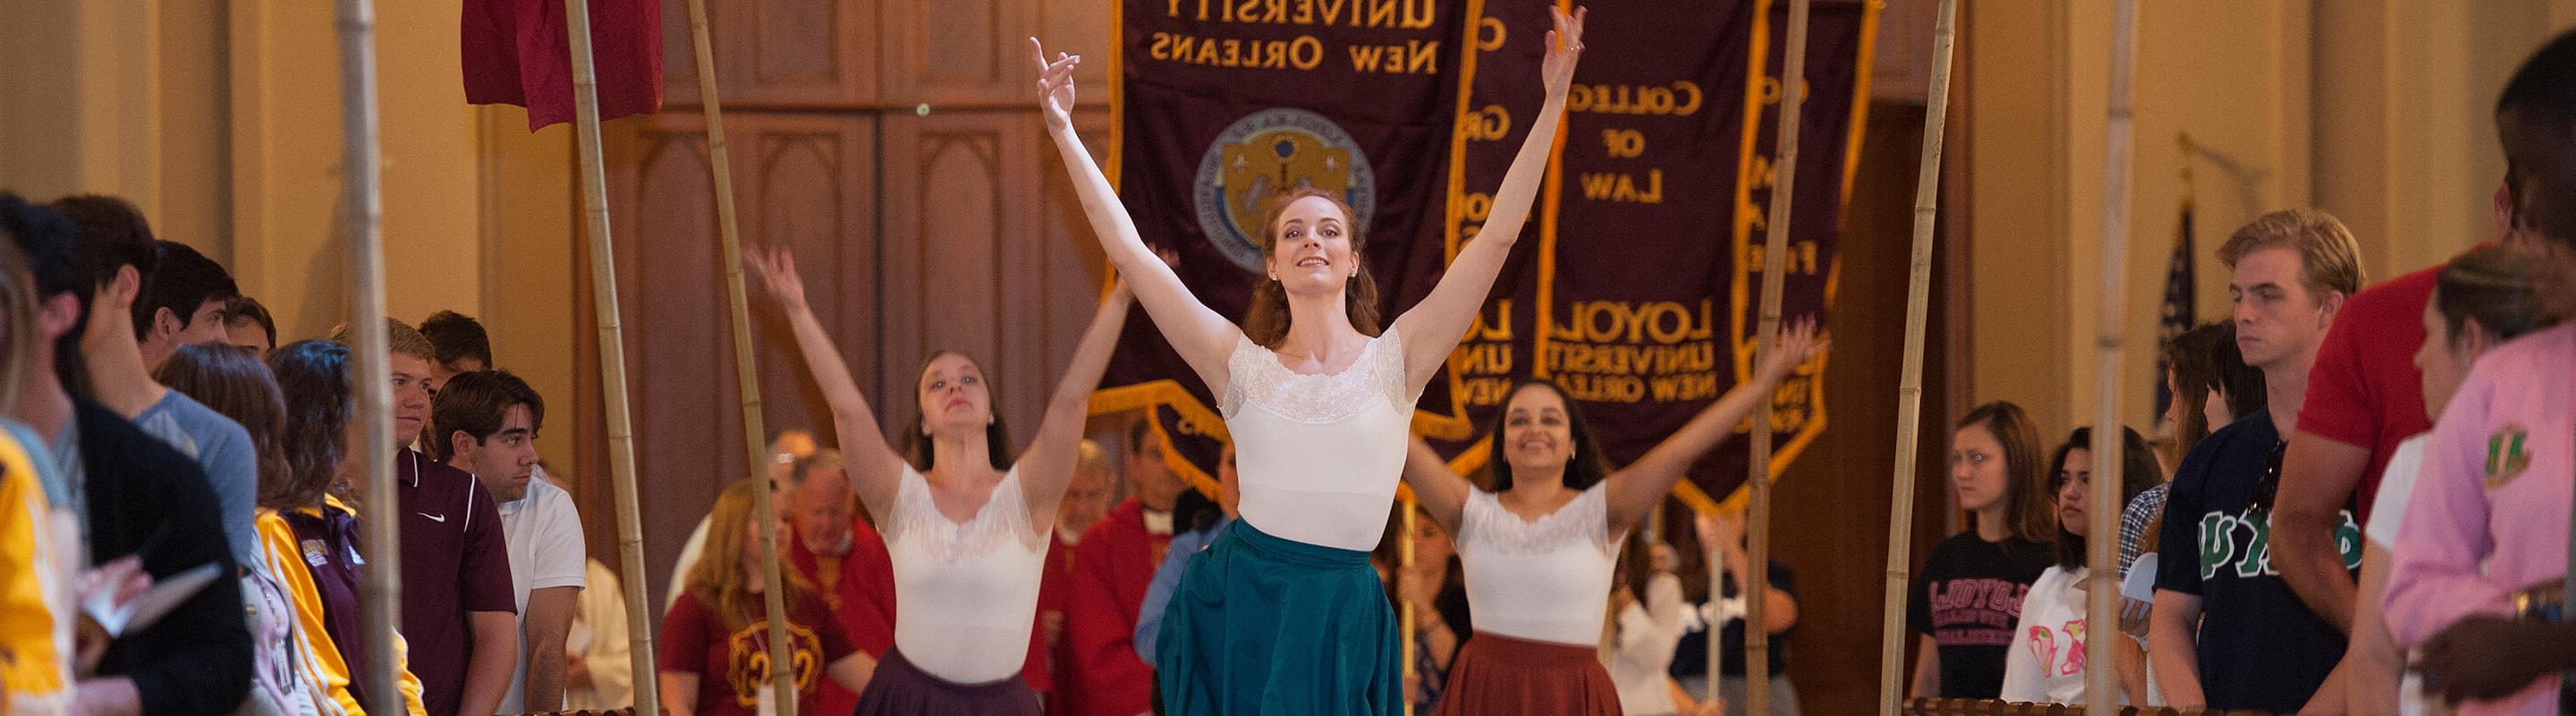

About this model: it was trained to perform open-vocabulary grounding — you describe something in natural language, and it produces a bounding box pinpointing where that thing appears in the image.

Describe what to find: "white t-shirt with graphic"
[2000,565,2103,704]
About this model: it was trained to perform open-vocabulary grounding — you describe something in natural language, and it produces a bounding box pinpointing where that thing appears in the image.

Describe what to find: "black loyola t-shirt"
[1910,532,2053,699]
[2153,409,2362,712]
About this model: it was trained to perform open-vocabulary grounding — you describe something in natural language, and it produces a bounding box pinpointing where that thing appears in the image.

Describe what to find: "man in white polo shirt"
[433,369,586,713]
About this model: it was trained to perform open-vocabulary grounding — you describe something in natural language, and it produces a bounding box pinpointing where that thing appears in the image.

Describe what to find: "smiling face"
[1266,194,1359,298]
[915,352,992,439]
[1500,384,1577,478]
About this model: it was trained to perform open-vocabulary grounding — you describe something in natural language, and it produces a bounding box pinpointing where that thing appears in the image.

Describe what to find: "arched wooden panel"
[754,127,859,444]
[597,123,728,604]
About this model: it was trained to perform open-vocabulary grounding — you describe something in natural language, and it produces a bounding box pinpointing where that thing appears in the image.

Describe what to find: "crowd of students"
[0,192,589,716]
[1904,30,2576,715]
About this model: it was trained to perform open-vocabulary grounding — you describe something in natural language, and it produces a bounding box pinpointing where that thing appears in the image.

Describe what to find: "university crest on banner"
[1098,0,1873,509]
[1194,109,1380,272]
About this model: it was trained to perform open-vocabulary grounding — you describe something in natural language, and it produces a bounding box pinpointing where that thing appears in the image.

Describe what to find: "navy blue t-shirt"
[1671,560,1795,679]
[1910,533,2053,699]
[2153,409,2361,712]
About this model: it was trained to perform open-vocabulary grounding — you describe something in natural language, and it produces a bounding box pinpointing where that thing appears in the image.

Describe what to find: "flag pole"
[679,0,801,711]
[1745,0,1812,712]
[332,0,402,712]
[2085,1,2141,712]
[1877,0,1956,712]
[559,1,664,714]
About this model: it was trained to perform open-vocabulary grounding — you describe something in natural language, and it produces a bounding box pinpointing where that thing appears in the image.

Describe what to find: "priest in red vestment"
[1063,424,1188,716]
[780,451,895,716]
[1043,441,1119,710]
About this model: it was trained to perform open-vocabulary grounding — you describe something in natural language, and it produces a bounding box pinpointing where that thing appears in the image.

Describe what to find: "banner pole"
[1878,0,1957,712]
[560,1,664,713]
[1745,0,1813,712]
[2085,1,2141,712]
[680,0,800,711]
[332,0,402,712]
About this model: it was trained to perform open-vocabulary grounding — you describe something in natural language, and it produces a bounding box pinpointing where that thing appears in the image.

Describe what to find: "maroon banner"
[1418,0,1871,508]
[1101,0,1872,507]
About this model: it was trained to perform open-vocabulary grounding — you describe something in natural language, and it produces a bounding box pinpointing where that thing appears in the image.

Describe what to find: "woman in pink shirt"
[2382,244,2563,714]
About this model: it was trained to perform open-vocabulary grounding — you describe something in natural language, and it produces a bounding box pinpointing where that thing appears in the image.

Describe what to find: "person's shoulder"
[152,389,247,439]
[2182,411,2274,472]
[2471,321,2576,379]
[1925,532,1985,562]
[1083,498,1146,541]
[524,477,578,514]
[76,400,197,473]
[408,449,480,493]
[2345,263,2440,316]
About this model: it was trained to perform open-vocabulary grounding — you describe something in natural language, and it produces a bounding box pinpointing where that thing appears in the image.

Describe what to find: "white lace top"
[1222,328,1419,551]
[881,465,1048,684]
[1457,482,1622,645]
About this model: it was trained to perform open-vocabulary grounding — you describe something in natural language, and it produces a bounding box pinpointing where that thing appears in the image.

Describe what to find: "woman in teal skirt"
[1033,7,1584,712]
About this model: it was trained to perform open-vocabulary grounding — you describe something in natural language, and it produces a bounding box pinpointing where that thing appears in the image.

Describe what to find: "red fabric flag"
[463,0,663,132]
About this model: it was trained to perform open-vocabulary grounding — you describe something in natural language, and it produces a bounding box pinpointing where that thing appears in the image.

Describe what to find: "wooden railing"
[1901,699,2282,716]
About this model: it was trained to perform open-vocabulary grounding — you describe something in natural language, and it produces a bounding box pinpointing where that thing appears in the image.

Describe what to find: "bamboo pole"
[680,0,800,712]
[560,2,663,714]
[1401,499,1417,716]
[332,0,402,712]
[1877,1,1957,713]
[2085,1,2140,712]
[1743,0,1811,712]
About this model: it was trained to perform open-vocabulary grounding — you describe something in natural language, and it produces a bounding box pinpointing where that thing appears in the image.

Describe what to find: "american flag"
[2155,197,2196,419]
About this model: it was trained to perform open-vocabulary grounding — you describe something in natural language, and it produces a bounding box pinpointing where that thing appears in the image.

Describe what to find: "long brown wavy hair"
[1242,188,1383,347]
[157,344,293,510]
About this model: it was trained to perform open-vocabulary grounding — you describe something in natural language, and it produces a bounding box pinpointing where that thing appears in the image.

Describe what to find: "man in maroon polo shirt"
[337,320,517,716]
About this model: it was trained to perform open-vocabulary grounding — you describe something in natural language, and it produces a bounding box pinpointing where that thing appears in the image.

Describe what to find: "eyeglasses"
[2250,439,2286,513]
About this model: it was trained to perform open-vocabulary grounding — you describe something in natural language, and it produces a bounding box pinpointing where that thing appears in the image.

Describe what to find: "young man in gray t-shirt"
[49,197,259,567]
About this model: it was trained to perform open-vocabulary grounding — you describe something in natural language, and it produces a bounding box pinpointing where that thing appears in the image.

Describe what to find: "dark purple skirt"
[851,646,1043,716]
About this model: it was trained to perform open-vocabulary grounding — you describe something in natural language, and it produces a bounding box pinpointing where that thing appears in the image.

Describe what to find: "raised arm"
[1402,433,1472,537]
[1603,318,1822,533]
[1390,6,1585,389]
[1033,40,1242,390]
[747,247,905,517]
[1018,280,1137,527]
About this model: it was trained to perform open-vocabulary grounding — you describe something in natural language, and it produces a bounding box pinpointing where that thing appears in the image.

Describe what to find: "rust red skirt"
[1433,632,1623,716]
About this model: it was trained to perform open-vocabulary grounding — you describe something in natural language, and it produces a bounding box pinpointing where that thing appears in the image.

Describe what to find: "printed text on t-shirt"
[1928,578,2029,646]
[2198,509,2361,580]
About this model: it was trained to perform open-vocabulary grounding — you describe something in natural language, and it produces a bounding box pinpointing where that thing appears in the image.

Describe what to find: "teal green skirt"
[1154,519,1401,714]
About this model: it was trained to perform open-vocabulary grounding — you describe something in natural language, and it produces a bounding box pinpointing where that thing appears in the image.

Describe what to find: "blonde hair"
[329,318,437,362]
[686,480,815,630]
[0,240,38,419]
[2217,209,2365,299]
